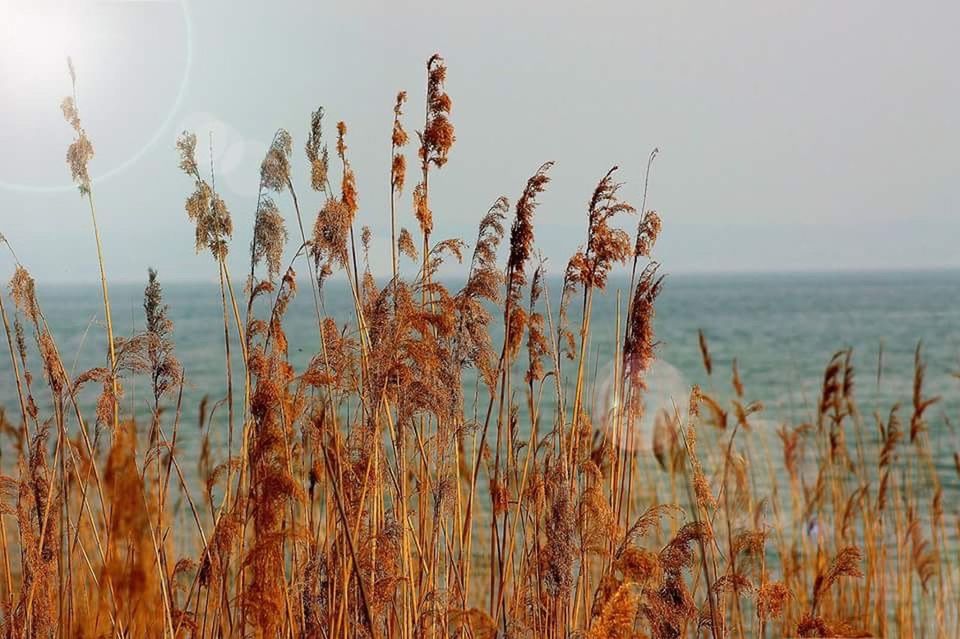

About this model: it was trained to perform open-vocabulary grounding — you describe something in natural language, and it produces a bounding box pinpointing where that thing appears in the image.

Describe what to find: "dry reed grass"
[0,55,957,639]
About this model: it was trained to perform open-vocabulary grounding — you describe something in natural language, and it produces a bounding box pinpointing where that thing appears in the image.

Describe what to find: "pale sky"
[1,0,958,283]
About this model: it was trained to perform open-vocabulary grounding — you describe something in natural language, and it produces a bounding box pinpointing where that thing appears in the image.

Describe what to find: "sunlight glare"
[0,1,82,90]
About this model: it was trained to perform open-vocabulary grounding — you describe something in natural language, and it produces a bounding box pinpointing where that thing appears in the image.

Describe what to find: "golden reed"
[0,55,956,639]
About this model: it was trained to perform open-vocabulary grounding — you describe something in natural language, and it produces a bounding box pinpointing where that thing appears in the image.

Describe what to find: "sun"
[0,1,81,89]
[0,0,193,193]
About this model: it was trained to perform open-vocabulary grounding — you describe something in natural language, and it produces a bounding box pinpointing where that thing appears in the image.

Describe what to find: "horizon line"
[22,264,960,287]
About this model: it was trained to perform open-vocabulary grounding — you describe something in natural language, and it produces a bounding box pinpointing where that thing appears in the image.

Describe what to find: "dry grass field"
[0,54,956,638]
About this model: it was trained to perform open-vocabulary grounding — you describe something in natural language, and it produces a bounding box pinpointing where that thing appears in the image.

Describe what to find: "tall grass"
[0,55,957,638]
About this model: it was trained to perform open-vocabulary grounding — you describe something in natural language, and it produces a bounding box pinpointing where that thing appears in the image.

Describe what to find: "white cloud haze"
[1,0,958,282]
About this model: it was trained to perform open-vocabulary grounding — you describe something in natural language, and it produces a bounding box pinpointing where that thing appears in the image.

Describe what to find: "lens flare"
[0,0,192,193]
[593,358,689,454]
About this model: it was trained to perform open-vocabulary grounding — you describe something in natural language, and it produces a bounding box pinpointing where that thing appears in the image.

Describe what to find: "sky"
[0,0,958,283]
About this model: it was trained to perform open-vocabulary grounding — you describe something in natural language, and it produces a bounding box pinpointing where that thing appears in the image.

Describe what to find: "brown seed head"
[413,182,431,236]
[420,53,455,168]
[260,129,293,192]
[757,581,790,620]
[252,198,288,280]
[305,107,329,192]
[61,96,95,195]
[507,162,553,311]
[623,262,664,393]
[10,266,39,323]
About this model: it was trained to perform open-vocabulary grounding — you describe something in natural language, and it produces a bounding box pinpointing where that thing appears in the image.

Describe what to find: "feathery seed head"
[336,121,348,159]
[10,266,39,323]
[252,197,288,280]
[311,198,351,270]
[623,262,664,394]
[420,53,455,169]
[757,581,790,620]
[507,162,553,312]
[176,131,199,176]
[568,166,636,290]
[260,129,293,192]
[634,210,662,258]
[177,131,233,259]
[305,107,330,192]
[413,182,431,236]
[398,227,418,262]
[61,95,95,195]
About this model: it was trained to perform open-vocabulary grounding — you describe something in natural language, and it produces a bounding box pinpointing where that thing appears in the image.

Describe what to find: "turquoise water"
[1,270,959,492]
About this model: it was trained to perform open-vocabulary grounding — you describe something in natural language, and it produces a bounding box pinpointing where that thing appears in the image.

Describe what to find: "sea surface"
[1,270,959,500]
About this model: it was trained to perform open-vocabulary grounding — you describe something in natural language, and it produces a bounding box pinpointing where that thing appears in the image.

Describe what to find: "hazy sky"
[1,0,958,283]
